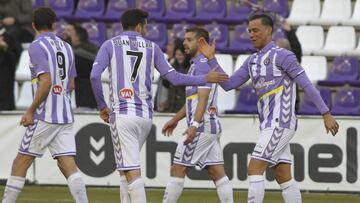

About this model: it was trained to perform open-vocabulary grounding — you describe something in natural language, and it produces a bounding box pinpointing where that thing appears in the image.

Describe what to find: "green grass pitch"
[1,185,360,202]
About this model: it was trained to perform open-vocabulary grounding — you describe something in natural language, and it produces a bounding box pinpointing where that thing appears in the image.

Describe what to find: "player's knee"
[207,165,225,181]
[57,156,77,177]
[170,164,187,177]
[11,154,34,176]
[274,171,291,183]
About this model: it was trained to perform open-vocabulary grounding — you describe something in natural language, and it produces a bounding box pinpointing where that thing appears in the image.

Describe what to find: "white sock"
[215,176,234,203]
[162,177,185,203]
[248,175,265,203]
[67,172,88,203]
[2,176,25,203]
[120,175,130,203]
[128,178,146,203]
[280,179,302,203]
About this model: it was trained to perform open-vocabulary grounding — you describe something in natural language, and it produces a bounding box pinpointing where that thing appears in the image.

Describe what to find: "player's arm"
[90,40,112,122]
[281,53,339,136]
[162,105,186,137]
[198,38,250,91]
[183,87,210,144]
[153,44,228,86]
[21,73,52,127]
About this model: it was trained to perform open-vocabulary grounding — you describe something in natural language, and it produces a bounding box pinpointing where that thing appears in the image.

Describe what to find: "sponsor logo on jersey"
[119,88,134,99]
[52,85,63,95]
[264,57,270,65]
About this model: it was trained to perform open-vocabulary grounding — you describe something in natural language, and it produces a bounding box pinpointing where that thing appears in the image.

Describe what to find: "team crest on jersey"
[208,106,217,116]
[52,85,63,95]
[264,57,270,66]
[119,88,133,99]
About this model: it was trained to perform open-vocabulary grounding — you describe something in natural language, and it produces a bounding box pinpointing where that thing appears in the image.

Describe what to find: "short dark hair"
[185,27,209,43]
[248,13,274,29]
[121,9,149,30]
[74,26,88,42]
[33,7,56,31]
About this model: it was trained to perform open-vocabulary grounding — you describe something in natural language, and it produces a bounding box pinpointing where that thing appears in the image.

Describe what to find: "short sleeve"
[28,43,50,77]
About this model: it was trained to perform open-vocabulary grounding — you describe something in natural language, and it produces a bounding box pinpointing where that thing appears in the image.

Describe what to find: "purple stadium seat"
[272,27,286,41]
[262,0,289,17]
[219,0,256,24]
[54,21,68,38]
[139,0,165,21]
[48,0,75,19]
[32,0,45,9]
[204,24,229,52]
[298,89,331,115]
[189,0,226,23]
[160,0,196,23]
[225,86,258,114]
[332,89,360,116]
[74,0,105,21]
[170,23,195,40]
[98,0,136,22]
[144,23,167,50]
[226,23,256,54]
[318,56,359,86]
[109,23,123,39]
[81,22,106,47]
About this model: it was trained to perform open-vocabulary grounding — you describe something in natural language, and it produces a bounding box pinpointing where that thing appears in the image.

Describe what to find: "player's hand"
[323,112,339,136]
[206,68,229,83]
[20,109,35,127]
[99,107,110,123]
[162,119,178,137]
[183,126,197,144]
[199,38,216,60]
[2,17,15,26]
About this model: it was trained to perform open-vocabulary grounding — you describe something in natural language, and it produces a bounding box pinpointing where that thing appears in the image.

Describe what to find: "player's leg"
[273,144,301,203]
[205,138,233,203]
[50,123,88,203]
[110,114,151,203]
[162,164,188,203]
[3,120,46,203]
[2,154,35,203]
[207,165,233,203]
[119,170,130,203]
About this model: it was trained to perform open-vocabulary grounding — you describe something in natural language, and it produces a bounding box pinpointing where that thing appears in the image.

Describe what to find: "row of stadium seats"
[32,0,360,26]
[288,0,360,26]
[33,0,289,24]
[52,20,360,56]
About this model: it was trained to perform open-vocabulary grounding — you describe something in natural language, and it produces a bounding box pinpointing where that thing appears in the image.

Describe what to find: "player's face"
[183,32,198,57]
[248,19,272,50]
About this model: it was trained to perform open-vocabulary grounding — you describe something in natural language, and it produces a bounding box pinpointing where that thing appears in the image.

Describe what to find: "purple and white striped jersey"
[186,55,221,135]
[209,42,329,130]
[91,31,208,119]
[28,32,76,124]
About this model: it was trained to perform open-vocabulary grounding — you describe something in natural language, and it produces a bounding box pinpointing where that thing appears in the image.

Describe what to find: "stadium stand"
[295,25,324,55]
[287,0,321,25]
[204,24,229,52]
[97,0,136,22]
[161,0,196,23]
[189,0,226,24]
[317,56,359,86]
[48,0,75,19]
[342,0,360,26]
[332,88,360,116]
[74,0,106,21]
[298,88,331,115]
[309,0,352,26]
[300,56,327,83]
[139,0,166,21]
[224,86,258,114]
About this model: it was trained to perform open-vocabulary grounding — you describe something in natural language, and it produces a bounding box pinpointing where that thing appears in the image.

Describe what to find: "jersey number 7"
[126,51,143,82]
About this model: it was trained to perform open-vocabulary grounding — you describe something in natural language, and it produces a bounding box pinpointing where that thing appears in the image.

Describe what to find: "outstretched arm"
[199,38,250,91]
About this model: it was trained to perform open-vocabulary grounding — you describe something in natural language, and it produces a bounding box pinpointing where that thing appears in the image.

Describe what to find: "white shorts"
[109,114,152,171]
[18,120,76,158]
[251,127,295,167]
[173,132,224,169]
